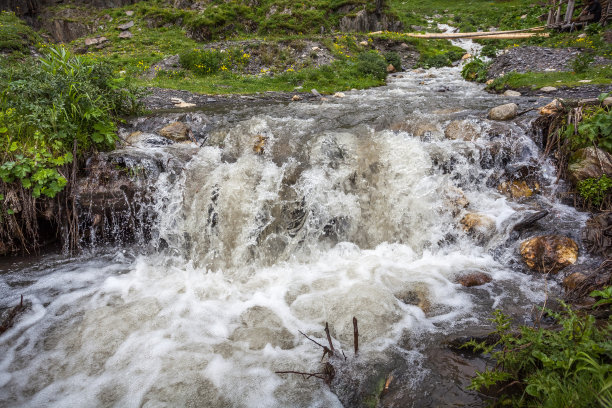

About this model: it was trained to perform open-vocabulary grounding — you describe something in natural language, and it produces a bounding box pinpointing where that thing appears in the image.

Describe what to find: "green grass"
[143,59,385,94]
[487,65,612,92]
[387,0,546,32]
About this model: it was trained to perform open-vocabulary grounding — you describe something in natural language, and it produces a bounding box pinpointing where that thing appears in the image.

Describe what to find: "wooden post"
[565,0,575,24]
[324,322,335,356]
[556,0,563,24]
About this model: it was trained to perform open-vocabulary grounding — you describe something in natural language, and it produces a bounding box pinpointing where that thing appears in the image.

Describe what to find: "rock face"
[488,103,518,121]
[339,9,403,33]
[519,235,579,273]
[159,122,191,142]
[568,147,612,183]
[444,120,480,141]
[456,272,492,287]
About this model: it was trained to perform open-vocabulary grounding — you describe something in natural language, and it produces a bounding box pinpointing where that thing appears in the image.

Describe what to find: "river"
[0,39,589,407]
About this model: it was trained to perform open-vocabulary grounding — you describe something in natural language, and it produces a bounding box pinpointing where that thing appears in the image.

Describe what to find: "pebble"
[504,90,521,97]
[540,86,558,92]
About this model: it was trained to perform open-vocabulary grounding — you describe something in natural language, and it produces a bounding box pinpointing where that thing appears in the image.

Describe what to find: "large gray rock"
[568,147,612,183]
[488,103,518,121]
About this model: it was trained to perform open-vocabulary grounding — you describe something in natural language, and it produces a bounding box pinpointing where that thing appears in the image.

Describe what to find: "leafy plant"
[356,51,388,81]
[0,45,143,200]
[564,106,612,154]
[591,286,612,308]
[384,51,402,71]
[461,57,490,83]
[571,52,595,74]
[577,175,612,208]
[465,304,612,407]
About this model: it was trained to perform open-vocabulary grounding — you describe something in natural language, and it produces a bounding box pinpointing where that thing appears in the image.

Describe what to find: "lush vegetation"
[565,94,612,154]
[577,175,612,208]
[465,294,612,408]
[0,46,142,203]
[461,57,490,83]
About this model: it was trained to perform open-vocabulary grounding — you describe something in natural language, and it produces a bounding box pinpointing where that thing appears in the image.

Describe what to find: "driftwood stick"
[353,317,359,356]
[299,330,332,361]
[324,322,335,356]
[275,371,327,381]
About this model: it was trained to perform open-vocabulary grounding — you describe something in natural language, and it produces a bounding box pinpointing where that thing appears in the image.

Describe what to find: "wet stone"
[520,235,579,274]
[456,272,492,287]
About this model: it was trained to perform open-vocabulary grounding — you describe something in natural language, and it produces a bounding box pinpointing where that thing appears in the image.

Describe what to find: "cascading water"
[0,42,591,407]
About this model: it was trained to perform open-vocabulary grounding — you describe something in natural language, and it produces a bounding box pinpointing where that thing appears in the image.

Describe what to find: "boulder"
[456,272,492,287]
[461,53,472,60]
[540,86,557,93]
[504,90,521,97]
[158,122,190,142]
[118,31,133,39]
[519,235,578,273]
[333,92,346,98]
[488,103,518,121]
[387,64,396,73]
[291,94,302,101]
[444,120,480,141]
[568,147,612,183]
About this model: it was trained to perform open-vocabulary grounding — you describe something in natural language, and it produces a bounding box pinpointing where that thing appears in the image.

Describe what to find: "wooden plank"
[565,0,575,24]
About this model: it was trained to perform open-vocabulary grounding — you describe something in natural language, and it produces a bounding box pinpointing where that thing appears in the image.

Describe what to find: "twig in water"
[275,371,326,381]
[353,317,359,356]
[324,322,335,356]
[299,330,333,361]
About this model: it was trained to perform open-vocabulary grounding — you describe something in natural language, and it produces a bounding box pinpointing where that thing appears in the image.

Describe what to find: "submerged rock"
[456,272,492,287]
[159,122,191,142]
[488,103,518,121]
[568,147,612,183]
[460,213,496,241]
[519,235,578,273]
[444,120,480,141]
[497,180,538,199]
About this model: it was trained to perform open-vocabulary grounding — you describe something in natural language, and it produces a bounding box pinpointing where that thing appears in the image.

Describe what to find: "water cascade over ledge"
[0,45,591,407]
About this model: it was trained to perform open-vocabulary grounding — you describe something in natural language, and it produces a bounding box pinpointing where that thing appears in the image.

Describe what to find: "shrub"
[356,51,387,80]
[461,57,490,83]
[0,45,143,200]
[564,102,612,154]
[180,48,250,76]
[465,302,612,408]
[577,175,612,207]
[384,51,402,71]
[571,52,595,74]
[480,44,499,58]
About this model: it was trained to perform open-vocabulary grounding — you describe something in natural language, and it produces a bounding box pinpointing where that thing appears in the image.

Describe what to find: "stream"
[0,38,591,407]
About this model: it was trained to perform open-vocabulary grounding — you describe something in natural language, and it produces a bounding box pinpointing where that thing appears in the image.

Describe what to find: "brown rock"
[387,64,396,73]
[291,94,302,101]
[497,180,538,199]
[488,103,518,121]
[461,53,472,60]
[444,120,480,141]
[457,272,492,287]
[568,147,612,183]
[253,134,266,154]
[158,122,190,142]
[563,272,588,291]
[519,235,578,273]
[539,99,562,115]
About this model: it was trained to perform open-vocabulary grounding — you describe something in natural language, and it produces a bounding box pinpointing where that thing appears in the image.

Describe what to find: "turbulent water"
[0,44,591,407]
